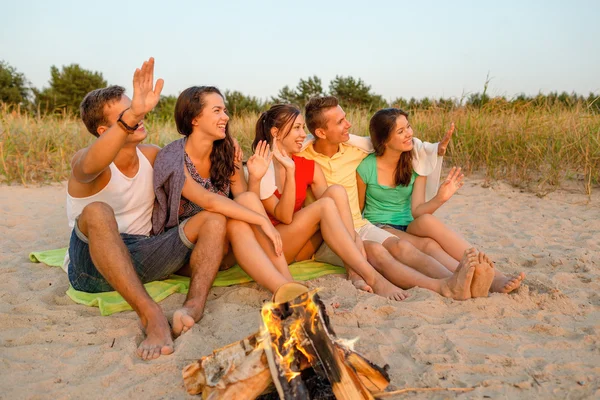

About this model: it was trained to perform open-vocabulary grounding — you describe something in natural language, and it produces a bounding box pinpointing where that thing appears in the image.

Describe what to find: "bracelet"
[117,108,140,133]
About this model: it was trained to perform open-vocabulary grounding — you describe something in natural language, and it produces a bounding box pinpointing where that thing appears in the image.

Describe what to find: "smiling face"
[193,92,229,140]
[100,95,147,143]
[277,114,307,154]
[385,115,413,153]
[318,105,352,145]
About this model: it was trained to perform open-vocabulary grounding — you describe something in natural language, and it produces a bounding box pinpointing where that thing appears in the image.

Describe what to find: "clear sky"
[2,0,598,102]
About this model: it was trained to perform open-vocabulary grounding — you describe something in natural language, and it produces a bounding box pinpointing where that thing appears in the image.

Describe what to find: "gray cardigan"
[152,138,187,235]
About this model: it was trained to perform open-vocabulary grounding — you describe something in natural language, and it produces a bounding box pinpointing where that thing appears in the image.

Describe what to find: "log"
[182,332,271,396]
[182,282,390,399]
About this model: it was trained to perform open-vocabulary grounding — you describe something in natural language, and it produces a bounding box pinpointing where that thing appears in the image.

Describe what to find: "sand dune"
[0,178,598,399]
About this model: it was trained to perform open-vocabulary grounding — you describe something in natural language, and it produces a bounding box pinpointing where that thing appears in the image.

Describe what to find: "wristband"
[117,108,140,133]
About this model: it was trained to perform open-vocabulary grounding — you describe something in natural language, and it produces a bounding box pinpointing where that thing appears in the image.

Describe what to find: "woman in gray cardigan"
[152,86,294,299]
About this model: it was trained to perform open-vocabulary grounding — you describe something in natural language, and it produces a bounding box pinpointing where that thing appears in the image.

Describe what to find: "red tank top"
[268,156,315,226]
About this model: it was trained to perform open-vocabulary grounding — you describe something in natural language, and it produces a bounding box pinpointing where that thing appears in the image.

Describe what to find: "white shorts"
[313,222,396,267]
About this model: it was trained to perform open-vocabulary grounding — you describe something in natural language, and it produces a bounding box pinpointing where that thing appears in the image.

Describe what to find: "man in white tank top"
[67,58,227,361]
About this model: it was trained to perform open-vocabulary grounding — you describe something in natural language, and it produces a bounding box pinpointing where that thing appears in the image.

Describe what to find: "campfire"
[183,282,391,399]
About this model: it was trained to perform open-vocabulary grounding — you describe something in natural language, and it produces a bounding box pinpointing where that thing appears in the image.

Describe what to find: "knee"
[201,211,227,233]
[420,237,441,253]
[325,184,346,199]
[79,202,116,227]
[391,239,417,257]
[414,213,438,227]
[365,242,388,264]
[317,196,336,211]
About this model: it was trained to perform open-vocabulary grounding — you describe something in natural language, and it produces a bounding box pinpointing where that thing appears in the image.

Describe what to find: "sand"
[0,178,599,399]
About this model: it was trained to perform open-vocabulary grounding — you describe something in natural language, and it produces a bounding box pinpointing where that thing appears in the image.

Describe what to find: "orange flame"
[260,292,322,382]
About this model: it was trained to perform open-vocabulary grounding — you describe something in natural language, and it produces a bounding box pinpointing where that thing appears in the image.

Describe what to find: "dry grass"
[1,103,598,194]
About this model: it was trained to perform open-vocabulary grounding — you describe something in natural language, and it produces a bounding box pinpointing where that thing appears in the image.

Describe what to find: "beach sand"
[1,178,599,399]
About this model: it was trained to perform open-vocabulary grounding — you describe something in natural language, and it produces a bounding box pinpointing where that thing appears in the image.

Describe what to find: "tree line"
[1,59,598,118]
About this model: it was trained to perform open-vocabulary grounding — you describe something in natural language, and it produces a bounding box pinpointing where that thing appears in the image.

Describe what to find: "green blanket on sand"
[29,248,346,316]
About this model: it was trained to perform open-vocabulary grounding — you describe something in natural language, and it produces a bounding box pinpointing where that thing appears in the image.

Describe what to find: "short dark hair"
[304,96,339,135]
[80,85,126,137]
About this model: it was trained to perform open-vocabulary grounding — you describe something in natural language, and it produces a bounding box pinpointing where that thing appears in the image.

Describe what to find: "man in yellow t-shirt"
[299,96,476,300]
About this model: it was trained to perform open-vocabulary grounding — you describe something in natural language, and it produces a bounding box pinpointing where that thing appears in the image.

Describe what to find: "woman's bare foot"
[370,273,409,301]
[471,251,495,298]
[172,308,197,337]
[172,300,206,337]
[440,250,476,300]
[491,272,526,293]
[348,270,373,293]
[137,306,174,361]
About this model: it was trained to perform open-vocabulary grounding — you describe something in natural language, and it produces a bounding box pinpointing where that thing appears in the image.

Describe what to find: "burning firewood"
[182,283,390,399]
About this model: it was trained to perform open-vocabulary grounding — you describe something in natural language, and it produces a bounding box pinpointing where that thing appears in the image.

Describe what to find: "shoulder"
[356,153,375,178]
[139,144,161,166]
[156,139,185,163]
[70,148,87,168]
[343,143,368,161]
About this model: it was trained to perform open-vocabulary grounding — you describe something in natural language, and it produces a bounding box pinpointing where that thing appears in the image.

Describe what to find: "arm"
[411,167,464,218]
[356,172,367,212]
[263,140,296,224]
[182,169,265,226]
[309,163,328,199]
[346,134,374,153]
[72,58,163,183]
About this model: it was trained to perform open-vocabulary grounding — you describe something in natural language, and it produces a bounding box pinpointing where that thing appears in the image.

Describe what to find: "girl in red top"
[248,104,407,301]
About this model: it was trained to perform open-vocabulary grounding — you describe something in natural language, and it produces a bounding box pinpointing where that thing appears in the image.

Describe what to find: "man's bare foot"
[370,273,409,301]
[440,249,476,300]
[471,251,495,298]
[348,270,373,293]
[137,306,174,361]
[491,272,526,293]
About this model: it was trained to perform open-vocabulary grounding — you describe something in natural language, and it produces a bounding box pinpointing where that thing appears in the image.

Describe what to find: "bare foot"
[348,270,373,293]
[370,273,409,302]
[172,306,204,337]
[470,251,495,298]
[137,307,174,361]
[440,249,476,300]
[491,272,526,294]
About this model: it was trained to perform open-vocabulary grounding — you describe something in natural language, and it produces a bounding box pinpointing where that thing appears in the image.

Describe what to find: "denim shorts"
[67,219,194,293]
[374,223,408,232]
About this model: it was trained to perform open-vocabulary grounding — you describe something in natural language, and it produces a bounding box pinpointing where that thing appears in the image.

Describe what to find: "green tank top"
[356,153,417,226]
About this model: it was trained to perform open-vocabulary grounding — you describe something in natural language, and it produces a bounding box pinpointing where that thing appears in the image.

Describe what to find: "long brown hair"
[174,86,236,192]
[252,104,300,151]
[369,108,413,186]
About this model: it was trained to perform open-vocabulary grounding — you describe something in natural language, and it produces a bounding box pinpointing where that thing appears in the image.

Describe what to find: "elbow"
[278,214,293,225]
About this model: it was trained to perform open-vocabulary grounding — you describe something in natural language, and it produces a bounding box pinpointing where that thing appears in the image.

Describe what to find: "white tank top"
[63,148,154,271]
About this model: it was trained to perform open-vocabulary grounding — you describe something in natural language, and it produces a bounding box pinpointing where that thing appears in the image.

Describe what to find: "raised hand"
[130,57,164,119]
[271,137,295,170]
[247,140,272,180]
[437,122,455,156]
[436,166,464,202]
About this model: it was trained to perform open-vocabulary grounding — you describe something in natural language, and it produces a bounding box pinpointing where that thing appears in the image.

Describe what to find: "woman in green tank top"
[356,108,525,294]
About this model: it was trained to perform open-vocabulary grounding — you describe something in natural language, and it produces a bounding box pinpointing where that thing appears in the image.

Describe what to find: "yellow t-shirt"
[299,143,369,229]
